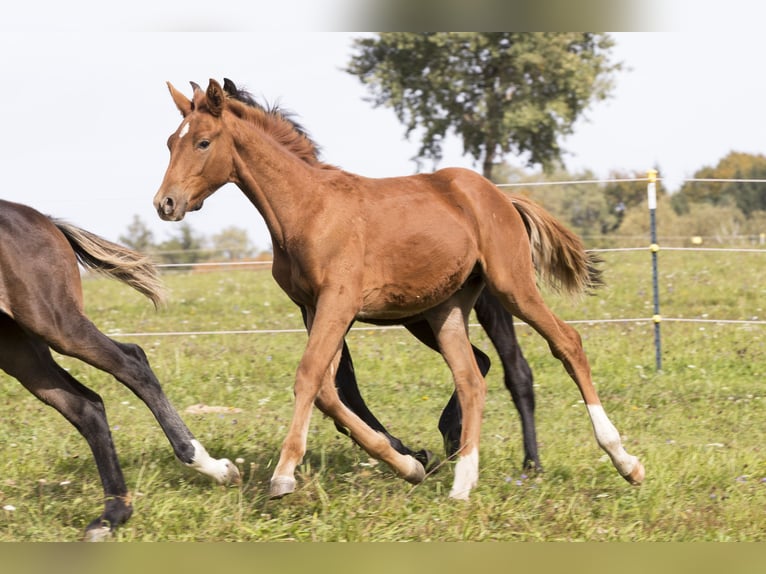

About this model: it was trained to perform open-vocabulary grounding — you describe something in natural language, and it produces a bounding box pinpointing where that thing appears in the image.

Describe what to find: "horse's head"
[153,79,234,222]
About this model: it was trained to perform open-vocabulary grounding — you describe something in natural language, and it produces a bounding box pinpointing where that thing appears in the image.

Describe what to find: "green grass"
[0,250,764,541]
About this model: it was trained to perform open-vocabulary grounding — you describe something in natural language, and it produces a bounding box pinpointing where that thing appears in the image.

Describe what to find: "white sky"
[1,28,765,251]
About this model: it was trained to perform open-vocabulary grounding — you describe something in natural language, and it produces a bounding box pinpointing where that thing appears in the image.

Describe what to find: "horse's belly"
[358,266,473,320]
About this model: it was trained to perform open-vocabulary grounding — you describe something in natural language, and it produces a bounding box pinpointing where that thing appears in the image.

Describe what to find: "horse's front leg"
[269,303,426,498]
[425,283,487,500]
[269,304,355,498]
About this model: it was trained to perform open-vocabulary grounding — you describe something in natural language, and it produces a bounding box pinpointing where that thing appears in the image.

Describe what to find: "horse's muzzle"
[155,195,185,221]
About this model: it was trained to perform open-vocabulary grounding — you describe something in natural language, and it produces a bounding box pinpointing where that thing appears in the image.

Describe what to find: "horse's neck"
[230,122,322,250]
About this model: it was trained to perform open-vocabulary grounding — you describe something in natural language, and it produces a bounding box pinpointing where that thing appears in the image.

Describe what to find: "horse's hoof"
[523,459,543,474]
[414,449,441,473]
[221,459,242,485]
[623,459,645,485]
[402,456,426,485]
[269,475,296,498]
[83,525,112,542]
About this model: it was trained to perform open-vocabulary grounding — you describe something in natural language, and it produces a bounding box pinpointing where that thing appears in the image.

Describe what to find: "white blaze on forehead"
[178,121,190,139]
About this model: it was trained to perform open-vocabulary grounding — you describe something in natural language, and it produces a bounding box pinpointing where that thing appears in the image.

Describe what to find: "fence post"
[647,169,662,370]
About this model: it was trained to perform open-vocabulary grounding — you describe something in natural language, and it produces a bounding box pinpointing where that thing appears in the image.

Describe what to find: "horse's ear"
[206,79,225,117]
[223,78,237,95]
[167,82,192,117]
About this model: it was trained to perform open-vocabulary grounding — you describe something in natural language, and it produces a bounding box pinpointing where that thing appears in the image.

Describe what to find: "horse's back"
[0,199,82,320]
[0,199,62,241]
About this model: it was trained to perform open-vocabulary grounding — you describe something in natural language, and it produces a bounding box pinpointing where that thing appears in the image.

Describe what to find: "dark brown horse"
[0,199,239,540]
[154,79,644,500]
[222,78,540,472]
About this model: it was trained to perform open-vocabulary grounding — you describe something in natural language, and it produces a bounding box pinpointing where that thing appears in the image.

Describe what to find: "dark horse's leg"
[470,290,540,471]
[1,310,239,540]
[0,314,134,539]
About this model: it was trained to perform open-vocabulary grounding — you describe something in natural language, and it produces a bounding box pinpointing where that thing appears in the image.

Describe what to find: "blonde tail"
[54,220,167,308]
[509,194,603,296]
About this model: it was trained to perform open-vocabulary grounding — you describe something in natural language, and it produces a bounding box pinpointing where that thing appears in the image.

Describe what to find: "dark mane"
[222,78,335,170]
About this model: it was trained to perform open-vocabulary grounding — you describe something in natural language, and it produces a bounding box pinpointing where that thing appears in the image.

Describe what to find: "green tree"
[212,226,255,260]
[119,214,156,252]
[603,168,664,211]
[672,151,766,216]
[346,33,621,179]
[491,165,652,242]
[156,222,207,265]
[615,193,680,241]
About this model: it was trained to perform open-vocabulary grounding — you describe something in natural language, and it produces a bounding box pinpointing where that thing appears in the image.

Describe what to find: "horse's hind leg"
[485,266,643,485]
[0,316,131,541]
[473,289,541,471]
[39,315,239,486]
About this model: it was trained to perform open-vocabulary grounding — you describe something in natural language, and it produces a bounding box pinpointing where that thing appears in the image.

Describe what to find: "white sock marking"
[586,404,639,476]
[187,439,236,484]
[449,448,479,500]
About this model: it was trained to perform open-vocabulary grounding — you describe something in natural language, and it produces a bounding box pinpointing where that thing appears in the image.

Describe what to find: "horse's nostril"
[162,197,174,215]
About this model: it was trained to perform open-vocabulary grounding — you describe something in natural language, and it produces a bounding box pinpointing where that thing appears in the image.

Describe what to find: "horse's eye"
[197,139,210,150]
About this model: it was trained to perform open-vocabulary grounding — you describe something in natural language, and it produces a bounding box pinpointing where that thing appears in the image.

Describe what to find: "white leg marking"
[83,526,112,542]
[586,405,639,477]
[449,448,479,500]
[186,439,239,484]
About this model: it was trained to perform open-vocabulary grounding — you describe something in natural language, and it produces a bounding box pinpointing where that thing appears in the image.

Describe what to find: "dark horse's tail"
[509,194,604,296]
[53,220,167,308]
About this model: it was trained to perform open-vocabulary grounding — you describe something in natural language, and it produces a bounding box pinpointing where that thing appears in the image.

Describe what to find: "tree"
[119,215,156,252]
[211,226,255,260]
[346,33,621,179]
[672,151,766,216]
[616,193,680,240]
[603,168,665,212]
[490,165,657,242]
[156,222,207,265]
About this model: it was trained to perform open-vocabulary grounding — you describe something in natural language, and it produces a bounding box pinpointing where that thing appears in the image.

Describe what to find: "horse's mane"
[222,78,336,170]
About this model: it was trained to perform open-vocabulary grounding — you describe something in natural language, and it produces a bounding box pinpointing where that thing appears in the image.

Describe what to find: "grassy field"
[0,249,764,541]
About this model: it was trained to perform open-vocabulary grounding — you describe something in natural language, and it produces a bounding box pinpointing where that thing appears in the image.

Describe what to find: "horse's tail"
[509,194,603,296]
[53,220,167,308]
